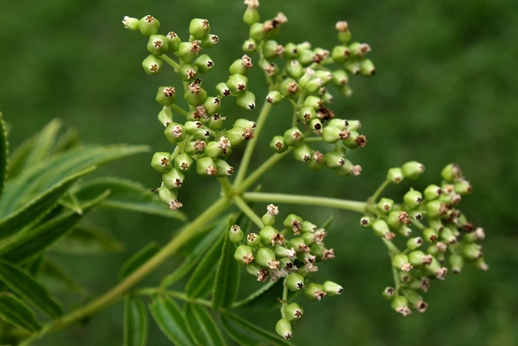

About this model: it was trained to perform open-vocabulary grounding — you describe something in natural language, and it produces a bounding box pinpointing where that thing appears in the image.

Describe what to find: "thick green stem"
[233,195,263,228]
[160,54,180,70]
[234,101,273,186]
[368,179,391,205]
[242,192,367,213]
[20,196,231,346]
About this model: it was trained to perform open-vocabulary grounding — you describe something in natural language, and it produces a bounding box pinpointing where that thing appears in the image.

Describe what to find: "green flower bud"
[157,107,173,127]
[274,244,296,259]
[423,184,442,200]
[284,302,304,321]
[321,125,349,143]
[261,213,275,227]
[151,152,172,173]
[286,60,304,79]
[173,153,194,171]
[177,41,201,63]
[183,140,207,155]
[283,127,304,147]
[165,31,181,52]
[204,141,223,158]
[259,225,282,246]
[245,263,267,281]
[178,63,198,81]
[122,16,139,31]
[303,95,323,109]
[377,198,394,214]
[402,161,425,180]
[236,91,256,110]
[441,163,463,182]
[323,281,343,296]
[426,200,448,219]
[308,151,325,170]
[283,42,298,59]
[256,247,279,269]
[243,7,260,25]
[331,45,351,64]
[246,232,262,247]
[462,227,485,243]
[372,219,394,240]
[382,287,395,300]
[215,82,231,97]
[460,242,483,261]
[342,131,367,149]
[263,40,282,59]
[183,121,202,135]
[396,225,412,237]
[359,58,376,76]
[162,168,185,189]
[249,22,266,41]
[138,15,160,36]
[286,273,305,291]
[227,126,254,146]
[407,237,424,251]
[284,214,303,234]
[440,226,457,244]
[408,250,433,267]
[275,319,293,340]
[344,60,360,75]
[156,86,177,106]
[164,122,186,144]
[227,74,248,94]
[208,114,224,131]
[386,211,411,229]
[270,135,288,153]
[196,156,218,177]
[331,69,349,86]
[228,225,244,243]
[157,184,181,210]
[387,167,404,184]
[360,216,372,228]
[229,56,252,76]
[215,159,234,177]
[321,91,334,105]
[192,128,211,141]
[234,244,254,265]
[392,253,413,272]
[242,38,257,53]
[142,54,163,75]
[266,91,282,104]
[193,54,214,75]
[391,296,411,316]
[184,83,208,106]
[189,18,211,39]
[147,34,169,56]
[297,49,315,66]
[403,190,423,209]
[279,78,301,99]
[297,106,316,122]
[304,282,326,301]
[301,221,317,233]
[454,180,473,195]
[449,254,464,274]
[293,144,312,163]
[289,237,310,254]
[425,257,448,280]
[200,34,219,49]
[324,147,346,169]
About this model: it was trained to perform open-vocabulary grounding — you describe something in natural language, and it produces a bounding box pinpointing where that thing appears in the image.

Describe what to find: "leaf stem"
[233,195,263,229]
[368,179,391,205]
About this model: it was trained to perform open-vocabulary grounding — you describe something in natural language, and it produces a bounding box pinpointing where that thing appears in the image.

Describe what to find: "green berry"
[196,156,218,177]
[283,127,304,147]
[323,281,343,296]
[304,282,326,301]
[165,31,181,52]
[275,319,293,340]
[391,296,411,316]
[189,18,211,39]
[157,107,173,127]
[387,167,404,184]
[151,152,172,173]
[403,190,423,209]
[122,16,139,31]
[286,273,305,291]
[215,159,234,177]
[266,91,282,104]
[377,198,394,214]
[162,168,185,189]
[164,122,186,144]
[256,247,279,269]
[227,74,248,94]
[284,303,304,321]
[173,153,194,171]
[236,91,256,110]
[234,244,254,265]
[270,136,288,153]
[147,35,169,56]
[228,225,244,243]
[142,54,163,75]
[138,15,160,36]
[156,86,177,106]
[402,161,425,180]
[246,232,262,247]
[441,163,463,182]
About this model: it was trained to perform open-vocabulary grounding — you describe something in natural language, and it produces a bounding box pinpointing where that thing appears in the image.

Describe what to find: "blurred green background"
[1,0,517,345]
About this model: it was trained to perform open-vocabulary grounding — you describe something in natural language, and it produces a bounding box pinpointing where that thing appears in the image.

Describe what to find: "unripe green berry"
[228,225,244,243]
[286,60,304,79]
[304,282,326,301]
[359,58,376,76]
[279,79,300,99]
[259,225,281,246]
[156,86,177,106]
[323,281,343,296]
[322,126,350,143]
[449,254,464,274]
[164,123,186,144]
[246,232,261,247]
[454,180,473,195]
[256,247,279,269]
[138,15,160,36]
[162,168,185,189]
[275,319,293,340]
[391,296,411,316]
[189,18,211,39]
[122,16,139,31]
[196,156,218,177]
[377,198,394,214]
[184,121,202,135]
[157,184,179,206]
[382,287,395,300]
[286,273,305,291]
[386,211,411,229]
[204,141,223,158]
[424,184,442,200]
[193,54,214,74]
[142,55,163,75]
[426,200,448,219]
[324,148,346,169]
[283,214,303,234]
[157,107,173,127]
[215,82,231,97]
[215,159,234,177]
[402,161,425,180]
[270,136,288,153]
[440,226,457,244]
[177,41,201,63]
[178,63,198,81]
[387,167,404,184]
[242,38,257,53]
[283,42,298,59]
[342,131,367,149]
[208,114,224,131]
[298,106,316,122]
[236,91,256,110]
[293,144,312,163]
[331,45,351,64]
[263,40,282,59]
[403,190,423,209]
[184,84,208,106]
[234,244,254,265]
[392,253,413,272]
[173,153,194,171]
[243,7,260,25]
[284,302,304,321]
[331,69,349,86]
[227,74,248,94]
[460,243,483,261]
[297,49,315,66]
[360,216,372,228]
[227,126,254,146]
[266,91,282,104]
[249,22,266,41]
[283,127,304,147]
[441,163,463,182]
[289,237,309,254]
[303,95,323,109]
[165,31,181,52]
[407,237,424,251]
[408,250,433,267]
[147,35,169,56]
[200,34,219,48]
[344,60,361,75]
[151,152,172,173]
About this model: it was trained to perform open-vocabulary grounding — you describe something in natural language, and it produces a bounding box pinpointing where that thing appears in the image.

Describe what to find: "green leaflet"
[220,311,295,346]
[0,259,62,318]
[0,144,149,218]
[0,166,96,240]
[184,231,225,299]
[184,303,226,346]
[38,257,84,294]
[73,177,187,221]
[160,218,227,288]
[0,293,41,333]
[119,243,161,280]
[212,233,240,311]
[149,295,195,346]
[0,113,7,197]
[0,190,110,263]
[51,225,124,255]
[124,296,148,346]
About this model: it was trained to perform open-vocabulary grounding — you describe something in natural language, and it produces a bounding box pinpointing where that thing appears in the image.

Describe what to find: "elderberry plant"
[0,1,487,345]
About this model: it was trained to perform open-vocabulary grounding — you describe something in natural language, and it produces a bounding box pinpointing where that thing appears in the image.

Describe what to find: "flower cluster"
[361,162,487,315]
[229,204,342,340]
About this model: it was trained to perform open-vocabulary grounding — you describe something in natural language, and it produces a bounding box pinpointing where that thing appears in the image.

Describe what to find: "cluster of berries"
[240,0,374,176]
[229,204,342,340]
[361,162,487,315]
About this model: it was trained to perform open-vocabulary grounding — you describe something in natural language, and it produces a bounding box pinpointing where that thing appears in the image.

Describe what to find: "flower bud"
[178,63,198,81]
[426,200,448,219]
[406,237,424,251]
[377,198,394,214]
[200,34,219,48]
[460,243,483,261]
[266,91,282,104]
[192,55,214,75]
[441,163,463,182]
[282,42,298,59]
[173,153,193,172]
[286,60,304,79]
[359,58,376,76]
[372,219,394,240]
[256,247,279,269]
[259,225,281,246]
[215,82,231,97]
[142,54,163,75]
[184,83,208,106]
[162,168,185,189]
[322,126,350,143]
[138,15,160,36]
[275,319,293,340]
[157,184,179,206]
[324,147,346,169]
[391,296,411,316]
[286,273,305,291]
[293,144,312,163]
[283,214,303,234]
[344,60,360,75]
[331,45,351,64]
[422,228,438,243]
[189,18,211,39]
[229,57,252,76]
[302,95,323,109]
[157,107,173,127]
[440,226,457,244]
[297,49,315,66]
[208,114,224,131]
[402,161,425,180]
[403,190,423,209]
[289,237,310,254]
[382,287,395,300]
[236,91,256,110]
[215,159,234,177]
[449,254,464,274]
[342,131,367,149]
[227,74,248,94]
[396,226,412,237]
[165,31,181,52]
[360,216,372,228]
[408,250,433,267]
[122,16,139,31]
[304,282,326,301]
[196,156,218,177]
[228,225,244,243]
[156,86,177,106]
[249,22,266,41]
[423,184,442,201]
[284,302,304,321]
[331,69,349,86]
[387,167,404,184]
[234,244,254,265]
[151,152,172,173]
[454,180,473,195]
[323,281,343,296]
[242,38,257,53]
[246,232,261,247]
[164,123,186,144]
[204,141,223,158]
[283,127,304,147]
[147,35,169,56]
[177,41,201,63]
[392,253,413,272]
[270,136,288,153]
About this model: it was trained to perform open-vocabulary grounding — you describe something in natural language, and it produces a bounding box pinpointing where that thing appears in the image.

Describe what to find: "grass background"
[1,0,517,345]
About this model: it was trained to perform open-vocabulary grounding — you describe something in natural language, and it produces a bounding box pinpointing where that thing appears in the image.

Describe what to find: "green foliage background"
[1,0,516,345]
